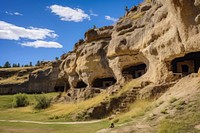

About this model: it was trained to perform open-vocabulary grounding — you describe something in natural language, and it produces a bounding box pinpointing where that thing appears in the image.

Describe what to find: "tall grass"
[12,93,29,108]
[112,100,152,124]
[34,95,52,110]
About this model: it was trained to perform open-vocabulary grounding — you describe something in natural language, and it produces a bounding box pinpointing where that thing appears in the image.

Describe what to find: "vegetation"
[0,120,110,133]
[35,60,42,66]
[158,96,200,133]
[3,61,11,68]
[169,97,178,103]
[12,93,29,108]
[1,61,35,68]
[146,0,152,3]
[0,93,110,133]
[112,100,153,124]
[34,95,52,110]
[131,12,145,20]
[158,112,200,133]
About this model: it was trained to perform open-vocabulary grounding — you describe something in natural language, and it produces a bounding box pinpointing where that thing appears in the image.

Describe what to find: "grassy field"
[0,92,109,121]
[0,79,150,133]
[0,93,111,133]
[0,120,110,133]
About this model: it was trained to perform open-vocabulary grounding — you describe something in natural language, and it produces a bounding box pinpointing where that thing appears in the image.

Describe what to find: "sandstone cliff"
[0,0,200,99]
[58,0,200,100]
[0,61,60,94]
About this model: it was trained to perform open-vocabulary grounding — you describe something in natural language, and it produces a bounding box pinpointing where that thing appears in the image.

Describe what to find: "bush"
[12,93,29,107]
[169,97,177,103]
[34,95,52,110]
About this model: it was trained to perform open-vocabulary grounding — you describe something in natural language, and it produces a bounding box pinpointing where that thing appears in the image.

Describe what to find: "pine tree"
[29,62,33,67]
[12,63,18,67]
[3,61,11,68]
[35,61,41,66]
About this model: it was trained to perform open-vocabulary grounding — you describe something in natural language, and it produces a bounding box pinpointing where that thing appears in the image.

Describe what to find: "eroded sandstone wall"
[1,0,200,96]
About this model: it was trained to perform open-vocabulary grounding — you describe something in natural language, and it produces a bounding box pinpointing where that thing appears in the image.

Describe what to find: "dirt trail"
[0,119,102,125]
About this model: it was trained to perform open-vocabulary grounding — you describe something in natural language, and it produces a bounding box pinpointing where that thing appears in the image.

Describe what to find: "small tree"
[12,63,18,67]
[17,63,20,67]
[125,6,129,12]
[29,62,33,67]
[24,64,29,67]
[55,57,59,60]
[3,61,11,68]
[35,60,41,66]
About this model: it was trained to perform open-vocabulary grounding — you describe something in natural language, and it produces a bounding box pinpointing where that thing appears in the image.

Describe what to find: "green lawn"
[0,93,110,133]
[0,120,110,133]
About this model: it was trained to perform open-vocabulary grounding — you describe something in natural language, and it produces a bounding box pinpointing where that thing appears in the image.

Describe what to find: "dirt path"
[0,119,102,125]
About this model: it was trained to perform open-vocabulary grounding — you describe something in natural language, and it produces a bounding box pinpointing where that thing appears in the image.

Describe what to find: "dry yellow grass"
[112,100,152,124]
[0,67,35,71]
[0,75,28,85]
[46,91,109,117]
[113,79,141,98]
[131,12,145,20]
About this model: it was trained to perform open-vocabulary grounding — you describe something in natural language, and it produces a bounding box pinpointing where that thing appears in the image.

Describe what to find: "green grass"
[157,112,200,133]
[0,93,58,121]
[0,120,110,133]
[0,92,108,122]
[0,95,13,110]
[0,93,110,133]
[158,96,200,133]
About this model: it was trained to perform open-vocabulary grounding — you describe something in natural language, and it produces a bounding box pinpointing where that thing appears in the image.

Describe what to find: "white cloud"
[0,21,62,49]
[14,12,23,16]
[49,5,90,22]
[21,40,63,48]
[0,21,57,40]
[105,16,118,22]
[89,10,98,16]
[5,11,23,16]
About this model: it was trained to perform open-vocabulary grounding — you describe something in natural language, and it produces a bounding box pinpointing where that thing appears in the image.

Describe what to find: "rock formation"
[0,61,60,94]
[0,0,200,99]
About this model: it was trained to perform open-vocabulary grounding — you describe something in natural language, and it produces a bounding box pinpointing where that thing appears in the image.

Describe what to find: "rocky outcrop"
[58,0,200,100]
[1,0,200,98]
[84,26,113,43]
[0,61,60,94]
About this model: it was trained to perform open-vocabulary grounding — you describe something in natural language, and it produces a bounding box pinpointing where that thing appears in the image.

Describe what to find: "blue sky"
[0,0,143,66]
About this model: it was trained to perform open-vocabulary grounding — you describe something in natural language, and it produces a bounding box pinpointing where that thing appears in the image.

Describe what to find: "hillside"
[0,0,200,132]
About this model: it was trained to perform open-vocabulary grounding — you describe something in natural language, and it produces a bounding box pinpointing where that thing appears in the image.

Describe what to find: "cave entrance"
[122,64,147,79]
[92,77,116,88]
[182,65,189,73]
[171,52,200,75]
[54,80,70,92]
[75,80,88,88]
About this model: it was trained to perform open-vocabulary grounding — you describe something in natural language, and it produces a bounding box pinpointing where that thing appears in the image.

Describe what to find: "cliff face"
[0,61,60,94]
[108,0,200,83]
[59,26,114,87]
[0,0,200,97]
[59,0,200,98]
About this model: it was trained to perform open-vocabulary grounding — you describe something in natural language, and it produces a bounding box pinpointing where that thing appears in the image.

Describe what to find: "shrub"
[160,108,168,114]
[169,97,177,103]
[12,93,29,107]
[34,95,52,110]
